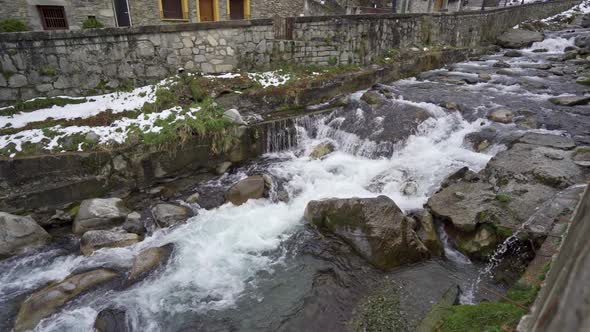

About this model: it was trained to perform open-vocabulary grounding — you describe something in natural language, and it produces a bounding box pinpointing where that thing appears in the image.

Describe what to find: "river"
[1,28,587,331]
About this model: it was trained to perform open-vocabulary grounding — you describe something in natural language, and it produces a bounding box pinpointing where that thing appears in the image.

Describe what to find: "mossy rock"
[417,285,460,332]
[454,223,500,260]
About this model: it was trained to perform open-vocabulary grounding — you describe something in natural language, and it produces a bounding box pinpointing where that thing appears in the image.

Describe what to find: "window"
[38,6,68,30]
[226,0,250,20]
[159,0,188,20]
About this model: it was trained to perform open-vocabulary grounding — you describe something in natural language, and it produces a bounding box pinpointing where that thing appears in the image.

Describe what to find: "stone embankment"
[519,187,590,331]
[0,47,482,213]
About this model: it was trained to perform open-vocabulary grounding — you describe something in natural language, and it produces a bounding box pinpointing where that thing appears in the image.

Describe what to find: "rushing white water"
[19,97,493,331]
[524,36,575,54]
[438,226,472,266]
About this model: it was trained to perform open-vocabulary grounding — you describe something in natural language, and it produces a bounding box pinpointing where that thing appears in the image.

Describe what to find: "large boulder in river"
[574,34,590,49]
[80,230,140,255]
[486,141,583,189]
[304,196,430,270]
[516,132,576,150]
[14,269,119,332]
[127,244,174,284]
[0,212,50,259]
[487,108,514,124]
[428,180,497,233]
[310,142,335,159]
[151,203,193,228]
[417,285,460,332]
[360,90,386,106]
[73,198,129,234]
[548,95,590,106]
[121,212,146,236]
[226,175,269,206]
[415,211,443,257]
[94,308,130,332]
[497,29,544,49]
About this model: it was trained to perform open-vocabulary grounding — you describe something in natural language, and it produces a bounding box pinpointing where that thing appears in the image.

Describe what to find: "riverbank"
[0,46,489,212]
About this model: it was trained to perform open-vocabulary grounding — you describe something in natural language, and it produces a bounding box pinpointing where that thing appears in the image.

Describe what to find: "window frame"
[196,0,220,22]
[226,0,250,20]
[158,0,190,21]
[37,5,69,30]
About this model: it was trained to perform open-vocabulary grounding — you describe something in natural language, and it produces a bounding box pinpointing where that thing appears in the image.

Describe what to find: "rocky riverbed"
[2,5,590,332]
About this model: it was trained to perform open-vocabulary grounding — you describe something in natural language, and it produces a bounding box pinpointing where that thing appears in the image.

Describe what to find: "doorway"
[229,0,244,20]
[113,0,131,27]
[199,0,215,21]
[434,0,444,11]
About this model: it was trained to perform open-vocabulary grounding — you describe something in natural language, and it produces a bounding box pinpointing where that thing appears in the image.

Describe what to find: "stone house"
[0,0,362,31]
[0,0,458,32]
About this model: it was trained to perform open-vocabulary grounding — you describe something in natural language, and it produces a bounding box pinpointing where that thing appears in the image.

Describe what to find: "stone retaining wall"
[0,47,485,211]
[520,184,590,332]
[0,0,580,105]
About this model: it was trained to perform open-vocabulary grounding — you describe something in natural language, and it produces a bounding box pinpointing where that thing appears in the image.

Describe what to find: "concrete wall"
[521,184,590,332]
[0,0,580,104]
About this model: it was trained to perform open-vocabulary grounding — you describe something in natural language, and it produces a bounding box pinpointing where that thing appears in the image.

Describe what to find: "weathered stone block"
[8,74,27,88]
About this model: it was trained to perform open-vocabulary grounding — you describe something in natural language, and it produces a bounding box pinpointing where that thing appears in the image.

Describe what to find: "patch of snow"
[203,73,242,79]
[0,85,158,129]
[541,0,590,23]
[0,106,201,155]
[247,71,291,88]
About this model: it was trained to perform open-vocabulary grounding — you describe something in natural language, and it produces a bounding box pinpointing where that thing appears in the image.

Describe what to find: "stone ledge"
[292,0,579,23]
[0,0,578,43]
[0,19,274,42]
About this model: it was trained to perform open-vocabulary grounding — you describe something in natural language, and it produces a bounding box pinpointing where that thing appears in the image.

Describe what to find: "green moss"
[41,128,60,138]
[349,285,408,332]
[119,79,135,92]
[40,65,58,77]
[68,203,81,218]
[140,99,236,154]
[57,133,98,152]
[189,79,207,102]
[576,77,590,86]
[439,302,525,332]
[0,19,28,32]
[494,225,513,239]
[539,262,551,281]
[2,71,14,81]
[495,193,512,204]
[377,48,401,64]
[18,141,46,156]
[141,86,179,113]
[2,97,87,116]
[506,283,540,307]
[476,210,500,225]
[328,56,338,66]
[82,17,104,29]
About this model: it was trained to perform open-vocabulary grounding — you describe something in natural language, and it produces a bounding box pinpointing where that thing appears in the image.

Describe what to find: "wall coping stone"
[0,19,274,42]
[293,0,579,22]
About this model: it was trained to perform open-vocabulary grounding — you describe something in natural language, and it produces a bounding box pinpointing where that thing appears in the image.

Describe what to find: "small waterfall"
[292,110,397,159]
[438,224,472,265]
[262,118,298,153]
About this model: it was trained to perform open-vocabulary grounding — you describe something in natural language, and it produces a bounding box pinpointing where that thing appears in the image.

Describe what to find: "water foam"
[75,100,489,331]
